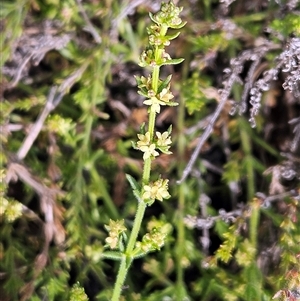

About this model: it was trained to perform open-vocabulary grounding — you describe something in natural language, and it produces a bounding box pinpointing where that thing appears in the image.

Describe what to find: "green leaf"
[183,73,212,115]
[102,251,122,261]
[166,32,181,41]
[137,89,149,98]
[131,140,138,150]
[148,12,157,25]
[157,75,172,94]
[169,22,187,29]
[235,239,256,267]
[214,219,229,237]
[140,122,146,134]
[215,225,239,263]
[157,147,172,155]
[160,58,185,66]
[244,264,263,301]
[222,152,242,183]
[126,174,140,191]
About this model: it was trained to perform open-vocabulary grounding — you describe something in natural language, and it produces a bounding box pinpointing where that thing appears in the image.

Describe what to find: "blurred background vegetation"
[1,0,299,300]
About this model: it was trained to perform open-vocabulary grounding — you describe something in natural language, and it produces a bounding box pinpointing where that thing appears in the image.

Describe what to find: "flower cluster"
[104,219,127,250]
[144,86,175,113]
[136,129,172,160]
[136,75,178,113]
[148,25,172,47]
[142,178,170,205]
[135,227,167,253]
[139,46,176,68]
[156,130,172,152]
[149,1,186,29]
[138,1,185,68]
[137,132,159,160]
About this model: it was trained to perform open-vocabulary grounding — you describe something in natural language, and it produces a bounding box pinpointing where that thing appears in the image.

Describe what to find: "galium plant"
[102,2,185,300]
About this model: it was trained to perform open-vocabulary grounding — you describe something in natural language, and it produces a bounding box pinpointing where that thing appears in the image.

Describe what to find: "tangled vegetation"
[1,0,299,300]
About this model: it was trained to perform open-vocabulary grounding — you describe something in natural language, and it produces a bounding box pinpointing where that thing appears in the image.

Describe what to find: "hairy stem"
[110,3,185,298]
[111,51,161,301]
[111,256,127,301]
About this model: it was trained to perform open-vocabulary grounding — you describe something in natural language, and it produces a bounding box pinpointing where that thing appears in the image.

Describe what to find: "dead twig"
[6,162,65,301]
[6,162,63,197]
[184,190,296,230]
[75,0,102,44]
[8,34,71,89]
[177,88,230,184]
[178,42,279,184]
[16,62,89,160]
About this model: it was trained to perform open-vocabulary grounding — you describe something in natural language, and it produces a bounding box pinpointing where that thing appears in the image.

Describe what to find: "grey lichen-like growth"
[179,36,300,183]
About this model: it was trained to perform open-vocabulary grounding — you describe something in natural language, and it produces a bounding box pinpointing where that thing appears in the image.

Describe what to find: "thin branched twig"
[16,62,89,160]
[7,34,71,89]
[184,191,296,231]
[75,0,102,44]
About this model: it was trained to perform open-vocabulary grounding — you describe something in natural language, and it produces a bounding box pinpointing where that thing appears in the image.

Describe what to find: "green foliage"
[270,13,300,38]
[214,224,239,263]
[192,33,229,52]
[183,73,213,115]
[70,283,89,301]
[0,0,28,64]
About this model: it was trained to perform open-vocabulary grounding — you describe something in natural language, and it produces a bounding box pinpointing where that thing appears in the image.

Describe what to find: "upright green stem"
[109,3,185,299]
[111,51,161,301]
[111,256,127,301]
[141,65,159,185]
[143,112,156,184]
[152,65,160,93]
[249,199,260,249]
[239,118,259,250]
[111,201,147,301]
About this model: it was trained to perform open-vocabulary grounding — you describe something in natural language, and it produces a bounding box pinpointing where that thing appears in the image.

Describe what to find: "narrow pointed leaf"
[162,58,185,65]
[158,75,172,93]
[102,251,122,261]
[126,174,140,191]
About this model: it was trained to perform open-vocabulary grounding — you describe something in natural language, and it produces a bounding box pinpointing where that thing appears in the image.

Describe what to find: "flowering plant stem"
[143,109,157,182]
[111,65,160,301]
[107,2,185,299]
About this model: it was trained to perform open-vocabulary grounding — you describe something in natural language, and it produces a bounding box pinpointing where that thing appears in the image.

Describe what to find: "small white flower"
[137,132,159,159]
[142,144,159,160]
[156,131,172,147]
[158,87,174,103]
[143,97,162,113]
[142,179,170,202]
[137,132,151,148]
